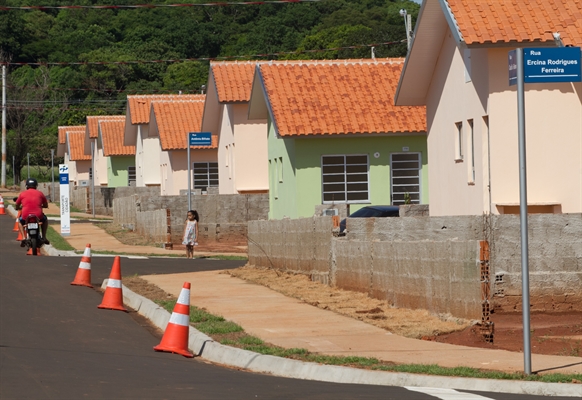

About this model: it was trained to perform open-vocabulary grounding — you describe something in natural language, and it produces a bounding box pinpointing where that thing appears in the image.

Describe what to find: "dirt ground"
[124,265,581,357]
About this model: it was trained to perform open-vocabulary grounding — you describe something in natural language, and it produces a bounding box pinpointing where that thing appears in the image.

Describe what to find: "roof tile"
[68,132,91,161]
[258,59,426,136]
[448,0,582,46]
[151,99,217,150]
[127,94,205,125]
[210,61,256,103]
[100,120,135,156]
[58,125,85,144]
[87,115,125,139]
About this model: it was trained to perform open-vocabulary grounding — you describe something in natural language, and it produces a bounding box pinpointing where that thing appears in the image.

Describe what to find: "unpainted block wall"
[248,213,581,319]
[114,193,269,245]
[490,214,582,313]
[135,209,168,244]
[248,217,333,283]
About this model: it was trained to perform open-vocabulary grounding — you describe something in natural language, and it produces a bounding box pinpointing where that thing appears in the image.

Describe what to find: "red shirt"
[16,189,48,219]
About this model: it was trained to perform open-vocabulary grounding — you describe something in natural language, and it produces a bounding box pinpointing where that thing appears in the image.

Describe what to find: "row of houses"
[58,0,582,219]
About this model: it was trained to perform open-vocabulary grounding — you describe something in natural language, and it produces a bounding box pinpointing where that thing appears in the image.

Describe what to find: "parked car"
[339,205,400,234]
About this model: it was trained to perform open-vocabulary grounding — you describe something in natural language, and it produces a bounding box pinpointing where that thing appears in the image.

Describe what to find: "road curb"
[103,279,581,397]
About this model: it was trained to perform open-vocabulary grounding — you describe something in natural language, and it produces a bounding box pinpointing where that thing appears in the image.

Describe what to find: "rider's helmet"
[25,178,38,189]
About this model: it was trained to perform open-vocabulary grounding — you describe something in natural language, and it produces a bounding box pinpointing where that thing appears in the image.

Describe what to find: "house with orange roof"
[148,99,218,195]
[124,94,206,189]
[57,126,87,186]
[66,131,91,186]
[202,61,268,194]
[98,119,136,187]
[84,115,125,186]
[395,0,582,216]
[248,58,428,219]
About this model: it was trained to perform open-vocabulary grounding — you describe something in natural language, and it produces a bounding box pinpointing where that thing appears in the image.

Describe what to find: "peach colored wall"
[94,140,107,186]
[217,103,268,194]
[165,149,218,196]
[487,49,582,214]
[218,104,235,194]
[232,103,268,192]
[426,33,582,215]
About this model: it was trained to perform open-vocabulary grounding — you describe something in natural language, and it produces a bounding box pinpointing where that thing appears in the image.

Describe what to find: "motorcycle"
[24,214,44,256]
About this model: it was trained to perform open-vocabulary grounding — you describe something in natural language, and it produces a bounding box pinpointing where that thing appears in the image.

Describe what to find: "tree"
[6,66,68,184]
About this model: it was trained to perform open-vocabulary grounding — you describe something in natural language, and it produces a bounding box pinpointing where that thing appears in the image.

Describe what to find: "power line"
[0,0,322,11]
[0,40,405,67]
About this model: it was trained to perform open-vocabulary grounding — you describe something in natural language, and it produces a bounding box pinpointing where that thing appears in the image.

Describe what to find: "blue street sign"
[523,47,581,84]
[59,174,69,184]
[189,132,212,146]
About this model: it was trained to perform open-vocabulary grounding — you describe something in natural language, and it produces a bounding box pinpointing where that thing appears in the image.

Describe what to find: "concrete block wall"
[248,217,334,283]
[247,213,581,319]
[136,209,168,244]
[114,193,269,246]
[491,214,582,313]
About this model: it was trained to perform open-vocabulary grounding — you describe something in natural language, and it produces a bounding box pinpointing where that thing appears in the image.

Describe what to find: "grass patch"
[150,299,581,383]
[46,225,75,251]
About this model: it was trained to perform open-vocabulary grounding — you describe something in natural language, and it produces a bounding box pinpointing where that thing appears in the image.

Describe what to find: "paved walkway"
[144,270,582,376]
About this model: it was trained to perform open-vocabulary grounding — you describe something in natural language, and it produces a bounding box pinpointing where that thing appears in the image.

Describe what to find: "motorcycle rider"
[15,178,50,247]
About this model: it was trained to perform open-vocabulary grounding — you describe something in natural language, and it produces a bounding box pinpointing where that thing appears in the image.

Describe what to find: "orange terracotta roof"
[100,120,135,156]
[210,61,256,102]
[258,59,426,136]
[127,94,205,125]
[68,132,91,161]
[58,125,85,144]
[87,115,125,139]
[447,0,582,46]
[151,100,217,150]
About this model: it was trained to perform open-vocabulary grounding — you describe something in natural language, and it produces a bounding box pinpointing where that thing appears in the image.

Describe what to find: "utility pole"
[399,9,413,51]
[2,65,6,188]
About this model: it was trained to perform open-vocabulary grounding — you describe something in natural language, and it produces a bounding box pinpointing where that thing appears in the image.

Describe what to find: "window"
[455,122,463,161]
[391,153,421,205]
[128,166,136,186]
[193,162,218,189]
[467,119,475,183]
[322,155,369,203]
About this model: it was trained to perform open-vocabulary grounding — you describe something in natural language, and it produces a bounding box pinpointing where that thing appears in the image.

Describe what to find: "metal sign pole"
[91,141,95,217]
[516,47,532,375]
[187,133,191,211]
[51,149,54,202]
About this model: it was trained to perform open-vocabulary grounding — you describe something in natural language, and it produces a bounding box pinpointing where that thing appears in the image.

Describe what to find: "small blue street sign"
[523,47,581,84]
[59,174,69,184]
[189,132,212,146]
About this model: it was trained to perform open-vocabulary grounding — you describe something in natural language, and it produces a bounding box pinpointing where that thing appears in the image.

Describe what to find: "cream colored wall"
[135,124,161,187]
[488,49,582,214]
[426,34,582,216]
[74,161,91,183]
[136,125,145,187]
[218,104,235,194]
[232,103,268,192]
[425,33,490,215]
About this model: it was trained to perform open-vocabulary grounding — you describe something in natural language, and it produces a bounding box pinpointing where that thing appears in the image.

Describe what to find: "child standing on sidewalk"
[182,210,199,259]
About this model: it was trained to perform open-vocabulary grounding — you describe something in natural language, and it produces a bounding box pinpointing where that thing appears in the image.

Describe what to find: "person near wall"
[14,178,50,247]
[182,210,199,259]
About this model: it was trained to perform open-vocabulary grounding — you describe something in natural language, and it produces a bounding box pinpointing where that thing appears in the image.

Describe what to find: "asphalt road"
[0,215,570,399]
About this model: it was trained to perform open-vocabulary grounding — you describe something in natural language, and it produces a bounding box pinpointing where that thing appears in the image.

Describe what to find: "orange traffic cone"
[16,230,23,241]
[71,244,93,288]
[0,196,5,215]
[98,256,127,311]
[154,282,193,358]
[13,211,21,231]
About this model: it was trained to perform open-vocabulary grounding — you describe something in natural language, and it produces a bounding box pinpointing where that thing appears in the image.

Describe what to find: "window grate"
[390,153,421,205]
[193,162,219,190]
[322,155,369,203]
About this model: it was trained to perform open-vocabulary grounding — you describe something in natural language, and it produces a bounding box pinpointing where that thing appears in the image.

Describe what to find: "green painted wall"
[107,156,135,187]
[267,121,298,219]
[268,129,428,219]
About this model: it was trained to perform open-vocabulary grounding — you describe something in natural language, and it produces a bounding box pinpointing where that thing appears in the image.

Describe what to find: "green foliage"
[2,0,421,172]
